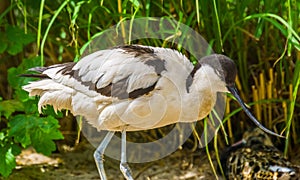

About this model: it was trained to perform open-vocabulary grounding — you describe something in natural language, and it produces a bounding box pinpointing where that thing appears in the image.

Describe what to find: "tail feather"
[22,79,74,113]
[28,66,49,73]
[21,62,103,128]
[20,66,52,78]
[20,74,49,78]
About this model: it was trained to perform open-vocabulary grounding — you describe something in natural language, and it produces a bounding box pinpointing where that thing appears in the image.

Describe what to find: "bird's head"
[242,128,274,147]
[198,54,284,138]
[199,54,237,89]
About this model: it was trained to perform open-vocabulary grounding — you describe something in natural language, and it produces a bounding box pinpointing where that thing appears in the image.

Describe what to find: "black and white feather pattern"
[23,45,229,131]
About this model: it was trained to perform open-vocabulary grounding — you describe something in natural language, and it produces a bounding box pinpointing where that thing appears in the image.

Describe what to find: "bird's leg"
[120,129,134,180]
[94,131,115,180]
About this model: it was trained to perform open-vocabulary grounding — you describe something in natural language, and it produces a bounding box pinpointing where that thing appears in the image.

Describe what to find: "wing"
[24,45,167,100]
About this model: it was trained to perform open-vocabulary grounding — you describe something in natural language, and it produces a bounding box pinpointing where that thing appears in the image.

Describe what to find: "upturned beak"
[227,85,285,138]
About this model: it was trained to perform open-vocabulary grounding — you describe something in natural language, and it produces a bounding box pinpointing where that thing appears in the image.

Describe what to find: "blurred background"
[0,0,299,179]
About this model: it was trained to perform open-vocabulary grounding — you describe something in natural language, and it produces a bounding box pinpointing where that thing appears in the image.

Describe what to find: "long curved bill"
[227,85,285,138]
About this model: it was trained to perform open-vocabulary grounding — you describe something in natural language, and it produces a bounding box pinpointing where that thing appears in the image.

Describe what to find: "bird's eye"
[215,70,223,79]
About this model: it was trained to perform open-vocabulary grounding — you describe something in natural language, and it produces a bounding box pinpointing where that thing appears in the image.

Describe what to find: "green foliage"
[0,100,24,119]
[0,0,299,178]
[0,25,35,55]
[8,115,64,156]
[0,53,64,176]
[8,56,43,101]
[0,132,20,177]
[0,20,64,177]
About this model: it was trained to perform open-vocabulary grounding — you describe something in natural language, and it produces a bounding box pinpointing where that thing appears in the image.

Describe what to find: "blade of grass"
[284,59,300,156]
[40,0,70,66]
[195,0,199,25]
[87,6,100,41]
[0,3,16,24]
[37,0,45,55]
[223,13,300,49]
[204,119,218,179]
[128,6,140,44]
[286,0,292,56]
[214,133,225,178]
[212,0,223,52]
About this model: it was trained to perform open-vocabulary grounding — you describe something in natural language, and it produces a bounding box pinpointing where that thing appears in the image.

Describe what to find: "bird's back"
[23,45,206,131]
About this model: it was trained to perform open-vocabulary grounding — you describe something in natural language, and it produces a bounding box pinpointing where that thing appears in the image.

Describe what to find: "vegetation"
[0,0,299,178]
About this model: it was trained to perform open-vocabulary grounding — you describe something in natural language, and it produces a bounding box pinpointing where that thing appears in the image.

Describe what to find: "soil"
[1,140,220,180]
[5,127,300,180]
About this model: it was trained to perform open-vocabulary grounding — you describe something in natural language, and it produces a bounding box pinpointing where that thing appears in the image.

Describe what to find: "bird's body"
[22,45,282,180]
[222,128,299,180]
[23,45,226,132]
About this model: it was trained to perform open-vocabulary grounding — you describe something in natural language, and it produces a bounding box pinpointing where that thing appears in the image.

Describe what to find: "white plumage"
[23,45,220,131]
[22,45,282,180]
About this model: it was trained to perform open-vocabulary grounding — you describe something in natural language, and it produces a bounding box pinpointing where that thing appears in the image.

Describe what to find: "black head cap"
[199,54,237,86]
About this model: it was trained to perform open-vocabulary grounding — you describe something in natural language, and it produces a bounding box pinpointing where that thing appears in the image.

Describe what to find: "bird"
[221,128,299,180]
[22,44,284,180]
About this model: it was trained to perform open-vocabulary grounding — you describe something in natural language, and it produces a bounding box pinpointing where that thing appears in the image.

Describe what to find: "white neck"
[181,65,225,122]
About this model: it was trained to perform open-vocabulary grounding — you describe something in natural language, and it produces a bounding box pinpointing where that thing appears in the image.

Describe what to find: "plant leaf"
[0,147,16,177]
[0,99,24,119]
[8,56,42,101]
[6,25,35,55]
[129,0,140,8]
[0,131,20,178]
[8,115,33,147]
[0,31,8,54]
[8,115,64,155]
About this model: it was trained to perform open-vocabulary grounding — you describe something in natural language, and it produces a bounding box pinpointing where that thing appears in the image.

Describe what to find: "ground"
[2,140,220,180]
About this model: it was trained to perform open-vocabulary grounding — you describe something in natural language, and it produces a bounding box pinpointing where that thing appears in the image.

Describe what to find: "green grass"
[0,0,299,178]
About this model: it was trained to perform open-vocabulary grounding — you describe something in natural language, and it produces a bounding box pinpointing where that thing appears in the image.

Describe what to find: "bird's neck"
[181,86,217,123]
[181,67,219,122]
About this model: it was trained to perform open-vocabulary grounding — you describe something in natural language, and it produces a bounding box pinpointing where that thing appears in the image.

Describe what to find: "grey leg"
[94,131,115,180]
[120,130,134,180]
